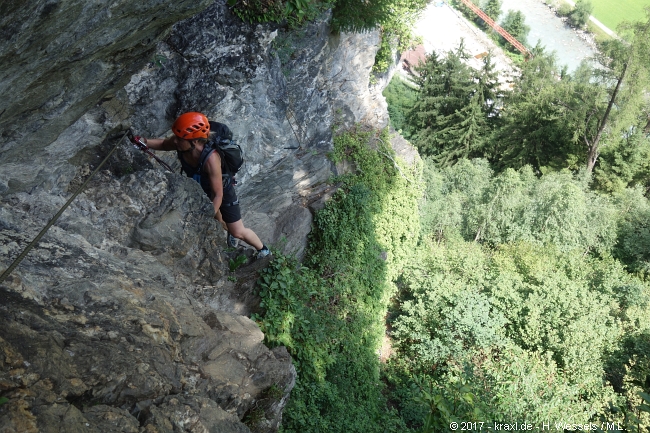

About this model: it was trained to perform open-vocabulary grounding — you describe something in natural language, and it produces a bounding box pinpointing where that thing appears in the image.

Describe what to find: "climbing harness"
[0,129,171,285]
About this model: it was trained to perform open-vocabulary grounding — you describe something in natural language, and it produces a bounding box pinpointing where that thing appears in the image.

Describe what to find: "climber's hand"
[129,134,148,150]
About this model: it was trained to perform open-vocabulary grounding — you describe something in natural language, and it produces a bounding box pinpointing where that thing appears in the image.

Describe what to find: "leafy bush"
[612,187,650,274]
[254,126,421,432]
[569,0,594,28]
[383,75,417,138]
[421,159,619,254]
[557,2,573,17]
[389,237,637,424]
[386,156,650,425]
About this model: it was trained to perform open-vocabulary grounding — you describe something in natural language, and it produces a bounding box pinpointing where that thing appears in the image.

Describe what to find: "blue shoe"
[227,233,239,248]
[257,247,271,259]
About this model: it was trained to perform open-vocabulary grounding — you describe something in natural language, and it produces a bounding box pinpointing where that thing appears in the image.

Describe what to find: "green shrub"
[500,10,530,47]
[569,0,593,28]
[557,2,573,17]
[421,159,619,254]
[383,76,417,138]
[254,126,421,432]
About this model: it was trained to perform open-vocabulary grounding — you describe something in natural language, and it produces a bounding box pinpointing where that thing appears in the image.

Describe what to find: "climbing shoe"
[257,246,271,259]
[227,233,239,248]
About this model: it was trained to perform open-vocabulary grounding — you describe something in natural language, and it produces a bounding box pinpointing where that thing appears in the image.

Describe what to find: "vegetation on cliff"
[253,126,421,432]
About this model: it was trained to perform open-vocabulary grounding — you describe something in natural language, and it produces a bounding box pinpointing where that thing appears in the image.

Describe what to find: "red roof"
[400,45,426,69]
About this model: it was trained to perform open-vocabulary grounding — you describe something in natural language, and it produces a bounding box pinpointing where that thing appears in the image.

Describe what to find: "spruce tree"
[408,42,498,166]
[500,10,530,47]
[483,0,502,23]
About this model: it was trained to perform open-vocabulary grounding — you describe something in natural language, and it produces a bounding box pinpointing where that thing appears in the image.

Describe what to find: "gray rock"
[0,0,409,432]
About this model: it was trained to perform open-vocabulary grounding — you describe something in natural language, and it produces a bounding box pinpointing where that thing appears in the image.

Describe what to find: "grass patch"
[587,19,614,42]
[590,0,648,31]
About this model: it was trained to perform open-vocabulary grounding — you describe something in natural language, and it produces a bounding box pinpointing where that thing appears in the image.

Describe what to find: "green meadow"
[590,0,650,31]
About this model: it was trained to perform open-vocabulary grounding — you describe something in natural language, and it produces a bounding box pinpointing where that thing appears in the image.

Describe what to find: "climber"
[131,112,270,258]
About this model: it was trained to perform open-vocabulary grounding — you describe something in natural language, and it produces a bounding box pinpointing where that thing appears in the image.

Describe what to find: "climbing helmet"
[172,112,210,139]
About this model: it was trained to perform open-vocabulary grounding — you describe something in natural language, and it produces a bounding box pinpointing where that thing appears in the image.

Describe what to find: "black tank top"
[177,146,216,199]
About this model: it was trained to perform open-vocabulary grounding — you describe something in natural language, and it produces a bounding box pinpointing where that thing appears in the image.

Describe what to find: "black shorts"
[220,183,241,224]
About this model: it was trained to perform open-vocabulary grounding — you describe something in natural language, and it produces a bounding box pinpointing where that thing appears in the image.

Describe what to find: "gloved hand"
[130,134,148,150]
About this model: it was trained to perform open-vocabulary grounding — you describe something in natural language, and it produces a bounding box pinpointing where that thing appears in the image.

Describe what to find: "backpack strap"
[197,147,215,175]
[198,146,233,189]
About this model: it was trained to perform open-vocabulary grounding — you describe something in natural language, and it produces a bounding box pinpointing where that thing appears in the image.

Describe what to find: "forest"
[245,0,650,432]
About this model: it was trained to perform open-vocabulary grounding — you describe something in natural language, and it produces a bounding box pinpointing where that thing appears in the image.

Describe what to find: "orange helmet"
[172,112,210,139]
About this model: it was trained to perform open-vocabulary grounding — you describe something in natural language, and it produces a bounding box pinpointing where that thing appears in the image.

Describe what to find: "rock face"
[0,0,394,432]
[0,0,214,195]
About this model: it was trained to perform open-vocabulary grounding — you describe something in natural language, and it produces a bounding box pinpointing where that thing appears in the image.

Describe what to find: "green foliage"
[500,10,530,47]
[368,0,429,74]
[557,2,573,16]
[492,47,583,172]
[482,0,502,22]
[612,187,650,274]
[254,126,421,432]
[477,343,608,422]
[450,0,480,18]
[0,397,8,406]
[229,0,325,27]
[229,0,288,24]
[388,235,644,424]
[413,373,486,432]
[380,157,650,428]
[594,129,650,194]
[232,0,428,71]
[373,30,396,76]
[332,0,426,35]
[407,44,499,166]
[605,332,650,431]
[569,0,594,28]
[383,75,417,138]
[420,159,619,254]
[229,254,247,272]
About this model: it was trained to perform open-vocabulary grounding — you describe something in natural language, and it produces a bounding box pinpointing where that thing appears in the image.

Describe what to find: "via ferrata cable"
[0,129,168,285]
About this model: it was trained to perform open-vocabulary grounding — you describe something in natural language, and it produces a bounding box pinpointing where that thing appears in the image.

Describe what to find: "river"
[499,0,596,71]
[412,0,596,76]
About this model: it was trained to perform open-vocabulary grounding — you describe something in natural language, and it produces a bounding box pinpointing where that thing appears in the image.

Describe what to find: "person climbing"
[131,112,270,258]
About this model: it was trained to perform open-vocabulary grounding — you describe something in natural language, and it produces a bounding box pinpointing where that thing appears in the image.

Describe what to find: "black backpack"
[178,121,244,195]
[206,121,244,177]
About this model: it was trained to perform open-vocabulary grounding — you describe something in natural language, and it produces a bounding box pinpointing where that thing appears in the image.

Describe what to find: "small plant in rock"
[229,255,248,272]
[263,383,284,400]
[243,406,266,431]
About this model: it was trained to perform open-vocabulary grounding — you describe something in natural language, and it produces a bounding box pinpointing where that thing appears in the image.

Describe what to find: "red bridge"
[457,0,532,58]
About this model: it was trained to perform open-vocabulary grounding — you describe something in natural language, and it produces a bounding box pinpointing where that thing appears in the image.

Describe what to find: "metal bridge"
[457,0,532,58]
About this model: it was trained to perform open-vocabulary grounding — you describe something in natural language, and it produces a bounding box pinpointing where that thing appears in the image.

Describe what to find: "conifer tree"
[408,42,499,166]
[500,10,530,47]
[491,45,581,171]
[482,0,502,23]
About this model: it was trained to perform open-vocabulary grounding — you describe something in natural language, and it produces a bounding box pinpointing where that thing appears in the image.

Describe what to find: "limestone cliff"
[0,1,394,432]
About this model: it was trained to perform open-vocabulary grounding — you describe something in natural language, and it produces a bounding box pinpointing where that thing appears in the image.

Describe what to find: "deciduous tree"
[582,12,650,173]
[569,0,593,28]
